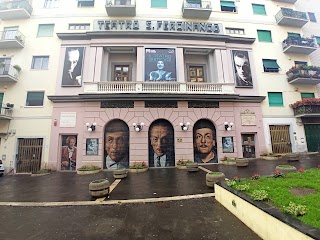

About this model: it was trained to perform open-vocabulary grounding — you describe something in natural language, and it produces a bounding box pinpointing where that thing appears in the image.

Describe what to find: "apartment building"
[0,0,318,173]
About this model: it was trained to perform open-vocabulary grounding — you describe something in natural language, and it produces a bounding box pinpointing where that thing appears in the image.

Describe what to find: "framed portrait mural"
[86,138,98,155]
[61,135,77,171]
[61,47,85,87]
[145,48,177,82]
[148,119,175,167]
[222,137,234,153]
[232,50,253,88]
[193,119,218,163]
[104,119,129,169]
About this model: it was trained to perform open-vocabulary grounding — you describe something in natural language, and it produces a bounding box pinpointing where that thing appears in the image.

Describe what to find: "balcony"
[275,8,308,28]
[0,30,25,49]
[0,0,32,20]
[0,64,20,82]
[84,82,234,94]
[293,105,320,117]
[282,36,318,54]
[287,66,320,84]
[271,0,297,3]
[0,103,13,120]
[105,0,136,17]
[182,0,212,19]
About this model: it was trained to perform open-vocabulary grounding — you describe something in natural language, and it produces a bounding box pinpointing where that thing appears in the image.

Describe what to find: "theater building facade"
[47,20,266,170]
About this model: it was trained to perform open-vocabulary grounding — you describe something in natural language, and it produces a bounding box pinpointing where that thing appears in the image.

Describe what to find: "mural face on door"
[148,119,175,167]
[193,119,218,163]
[61,135,77,170]
[104,119,129,169]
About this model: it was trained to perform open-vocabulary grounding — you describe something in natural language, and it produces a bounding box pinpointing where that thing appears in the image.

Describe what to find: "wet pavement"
[0,198,261,240]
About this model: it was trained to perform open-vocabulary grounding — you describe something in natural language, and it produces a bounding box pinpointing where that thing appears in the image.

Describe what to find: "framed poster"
[86,138,98,155]
[61,47,85,87]
[232,50,253,88]
[145,48,177,81]
[222,136,234,153]
[61,135,77,170]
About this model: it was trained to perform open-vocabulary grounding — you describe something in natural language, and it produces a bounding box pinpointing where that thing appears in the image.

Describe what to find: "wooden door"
[304,124,320,152]
[269,125,292,154]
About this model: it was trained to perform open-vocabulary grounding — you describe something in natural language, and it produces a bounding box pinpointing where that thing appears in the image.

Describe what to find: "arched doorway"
[104,119,129,169]
[148,119,175,167]
[193,119,218,163]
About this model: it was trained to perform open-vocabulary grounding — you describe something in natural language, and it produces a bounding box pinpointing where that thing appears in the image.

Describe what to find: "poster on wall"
[145,48,177,81]
[232,50,253,88]
[148,119,175,167]
[86,138,99,155]
[193,119,218,163]
[104,119,129,169]
[61,135,77,170]
[222,137,234,153]
[61,47,85,87]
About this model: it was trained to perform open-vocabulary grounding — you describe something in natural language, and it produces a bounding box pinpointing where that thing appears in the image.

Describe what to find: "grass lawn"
[228,168,320,229]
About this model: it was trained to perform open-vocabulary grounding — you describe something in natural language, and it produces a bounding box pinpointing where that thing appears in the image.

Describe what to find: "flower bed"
[77,165,102,175]
[129,161,148,173]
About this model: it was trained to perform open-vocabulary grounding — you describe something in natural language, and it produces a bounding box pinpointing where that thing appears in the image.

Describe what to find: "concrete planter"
[31,172,50,177]
[235,158,249,167]
[176,165,187,170]
[77,169,102,175]
[129,167,149,173]
[261,156,281,161]
[186,162,199,172]
[276,165,297,174]
[206,172,225,187]
[89,179,110,198]
[285,153,300,162]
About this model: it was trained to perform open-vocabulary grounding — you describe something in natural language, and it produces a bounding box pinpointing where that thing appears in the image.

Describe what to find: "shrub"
[251,190,268,201]
[251,173,260,180]
[129,161,147,169]
[226,180,236,187]
[78,165,100,171]
[234,184,250,191]
[283,202,307,217]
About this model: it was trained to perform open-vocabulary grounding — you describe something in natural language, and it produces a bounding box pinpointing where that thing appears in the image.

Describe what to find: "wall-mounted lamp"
[224,122,234,131]
[7,129,16,136]
[86,122,97,132]
[179,122,190,131]
[133,122,144,132]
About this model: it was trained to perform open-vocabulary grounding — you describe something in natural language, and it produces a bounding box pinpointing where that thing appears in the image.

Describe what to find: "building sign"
[94,20,223,34]
[145,48,176,81]
[60,112,76,127]
[241,109,256,126]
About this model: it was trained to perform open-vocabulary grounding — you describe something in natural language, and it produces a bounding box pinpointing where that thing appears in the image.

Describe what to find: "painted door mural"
[193,119,218,163]
[148,119,175,167]
[61,135,77,170]
[104,119,129,169]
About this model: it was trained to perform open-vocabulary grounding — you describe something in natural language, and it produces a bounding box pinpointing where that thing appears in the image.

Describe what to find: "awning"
[220,1,235,7]
[263,59,280,70]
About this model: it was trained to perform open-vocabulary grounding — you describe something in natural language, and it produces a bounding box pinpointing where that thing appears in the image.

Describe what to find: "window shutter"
[26,92,45,106]
[252,4,266,15]
[220,1,235,7]
[37,24,54,37]
[268,93,283,107]
[257,30,272,42]
[301,93,315,99]
[263,59,280,70]
[151,0,167,8]
[287,32,300,38]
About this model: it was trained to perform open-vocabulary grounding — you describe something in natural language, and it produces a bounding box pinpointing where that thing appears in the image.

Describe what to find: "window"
[69,24,90,30]
[77,0,94,7]
[288,32,300,38]
[37,24,54,37]
[31,56,49,70]
[43,0,59,8]
[226,28,244,35]
[252,4,266,15]
[115,0,131,5]
[114,65,130,81]
[301,93,315,99]
[220,1,236,12]
[262,59,280,72]
[151,0,167,8]
[294,61,307,67]
[268,92,283,107]
[257,30,272,42]
[185,0,201,8]
[189,66,204,82]
[315,36,320,45]
[308,12,317,22]
[26,92,45,106]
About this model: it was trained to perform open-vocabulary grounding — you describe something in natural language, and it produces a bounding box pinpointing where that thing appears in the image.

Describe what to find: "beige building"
[0,0,318,173]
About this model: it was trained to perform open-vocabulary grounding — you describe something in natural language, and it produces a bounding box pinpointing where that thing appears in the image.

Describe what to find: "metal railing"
[0,64,20,79]
[293,105,320,116]
[282,36,317,50]
[0,103,13,117]
[0,30,25,45]
[275,8,308,22]
[183,0,212,9]
[0,0,33,14]
[106,0,135,6]
[287,69,320,82]
[84,82,234,94]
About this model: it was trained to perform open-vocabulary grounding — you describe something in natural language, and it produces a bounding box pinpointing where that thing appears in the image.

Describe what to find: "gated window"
[252,4,266,15]
[308,12,317,22]
[257,30,272,42]
[37,24,55,37]
[113,65,130,81]
[268,92,283,107]
[301,93,315,99]
[226,28,245,35]
[31,56,49,70]
[151,0,167,8]
[69,23,90,30]
[188,66,205,82]
[220,1,236,12]
[26,92,45,106]
[262,59,280,72]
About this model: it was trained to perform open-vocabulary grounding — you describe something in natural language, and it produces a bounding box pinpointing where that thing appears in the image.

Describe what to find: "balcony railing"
[282,36,318,54]
[0,64,20,82]
[0,103,13,119]
[84,82,235,94]
[0,30,25,48]
[275,8,308,27]
[182,0,212,19]
[105,0,136,16]
[271,0,297,3]
[293,105,320,117]
[287,68,320,84]
[0,0,33,20]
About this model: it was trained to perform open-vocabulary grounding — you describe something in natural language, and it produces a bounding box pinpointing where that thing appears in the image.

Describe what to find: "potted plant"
[129,161,148,173]
[13,64,21,72]
[176,159,192,169]
[260,152,282,160]
[76,165,102,175]
[206,172,225,187]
